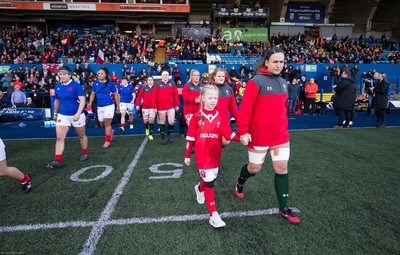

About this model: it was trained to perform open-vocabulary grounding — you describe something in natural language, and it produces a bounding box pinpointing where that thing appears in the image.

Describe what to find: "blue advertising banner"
[285,4,325,23]
[0,108,45,121]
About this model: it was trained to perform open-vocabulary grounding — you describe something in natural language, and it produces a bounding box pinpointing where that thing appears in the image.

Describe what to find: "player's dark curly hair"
[99,66,111,89]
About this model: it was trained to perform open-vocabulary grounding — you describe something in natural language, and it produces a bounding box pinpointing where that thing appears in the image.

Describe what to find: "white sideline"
[0,208,300,233]
[79,137,149,255]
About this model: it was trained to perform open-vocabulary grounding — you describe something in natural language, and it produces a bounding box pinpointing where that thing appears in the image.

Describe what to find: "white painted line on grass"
[79,137,148,255]
[107,208,300,225]
[0,208,300,233]
[0,221,96,232]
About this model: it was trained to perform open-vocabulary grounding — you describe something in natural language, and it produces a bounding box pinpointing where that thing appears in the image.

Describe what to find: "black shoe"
[377,124,386,128]
[46,160,62,169]
[218,165,224,174]
[235,177,244,198]
[161,137,166,145]
[21,175,32,194]
[168,134,173,143]
[80,154,88,161]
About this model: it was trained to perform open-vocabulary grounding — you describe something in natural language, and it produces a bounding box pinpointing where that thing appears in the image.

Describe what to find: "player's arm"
[135,89,143,110]
[110,82,120,112]
[221,120,240,143]
[88,91,96,107]
[117,87,121,101]
[185,117,197,166]
[229,89,239,119]
[74,95,86,121]
[113,92,120,112]
[153,84,158,110]
[53,99,60,121]
[173,85,180,111]
[236,80,257,135]
[131,92,136,105]
[182,84,190,103]
[182,84,197,103]
[184,140,194,166]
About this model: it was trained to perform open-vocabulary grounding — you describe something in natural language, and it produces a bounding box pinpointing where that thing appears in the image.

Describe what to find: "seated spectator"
[13,76,24,91]
[1,71,12,92]
[11,85,26,108]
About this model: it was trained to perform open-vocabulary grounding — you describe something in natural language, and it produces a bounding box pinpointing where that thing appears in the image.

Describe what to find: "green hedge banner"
[221,28,268,42]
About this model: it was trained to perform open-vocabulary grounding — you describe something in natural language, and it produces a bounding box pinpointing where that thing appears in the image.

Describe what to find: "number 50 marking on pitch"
[149,163,183,179]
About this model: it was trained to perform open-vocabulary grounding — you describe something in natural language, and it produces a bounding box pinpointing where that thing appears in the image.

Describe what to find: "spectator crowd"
[0,29,399,66]
[0,28,398,111]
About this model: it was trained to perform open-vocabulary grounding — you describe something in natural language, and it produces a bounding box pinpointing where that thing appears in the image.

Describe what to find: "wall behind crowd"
[1,63,399,93]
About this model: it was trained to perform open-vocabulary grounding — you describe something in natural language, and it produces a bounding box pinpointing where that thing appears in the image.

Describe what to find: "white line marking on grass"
[107,208,300,225]
[79,137,148,255]
[0,221,97,232]
[0,208,300,233]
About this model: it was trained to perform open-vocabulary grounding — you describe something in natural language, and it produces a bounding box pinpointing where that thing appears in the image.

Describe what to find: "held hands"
[175,106,179,111]
[240,133,252,146]
[195,97,200,104]
[136,106,140,110]
[184,158,191,166]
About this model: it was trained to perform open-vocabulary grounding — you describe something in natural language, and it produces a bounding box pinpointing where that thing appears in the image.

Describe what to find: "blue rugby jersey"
[118,84,135,103]
[92,80,117,107]
[55,80,85,116]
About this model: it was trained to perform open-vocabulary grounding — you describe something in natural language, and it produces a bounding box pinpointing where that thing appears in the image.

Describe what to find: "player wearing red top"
[182,69,202,126]
[154,71,180,145]
[210,68,239,173]
[211,68,239,125]
[136,76,157,140]
[185,85,238,228]
[235,47,300,224]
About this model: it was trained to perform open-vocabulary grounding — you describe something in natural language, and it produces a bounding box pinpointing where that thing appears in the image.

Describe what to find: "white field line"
[107,208,300,225]
[0,208,300,233]
[79,137,149,255]
[0,220,96,232]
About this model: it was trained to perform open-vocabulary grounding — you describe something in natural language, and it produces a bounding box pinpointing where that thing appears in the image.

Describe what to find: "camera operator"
[363,70,375,116]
